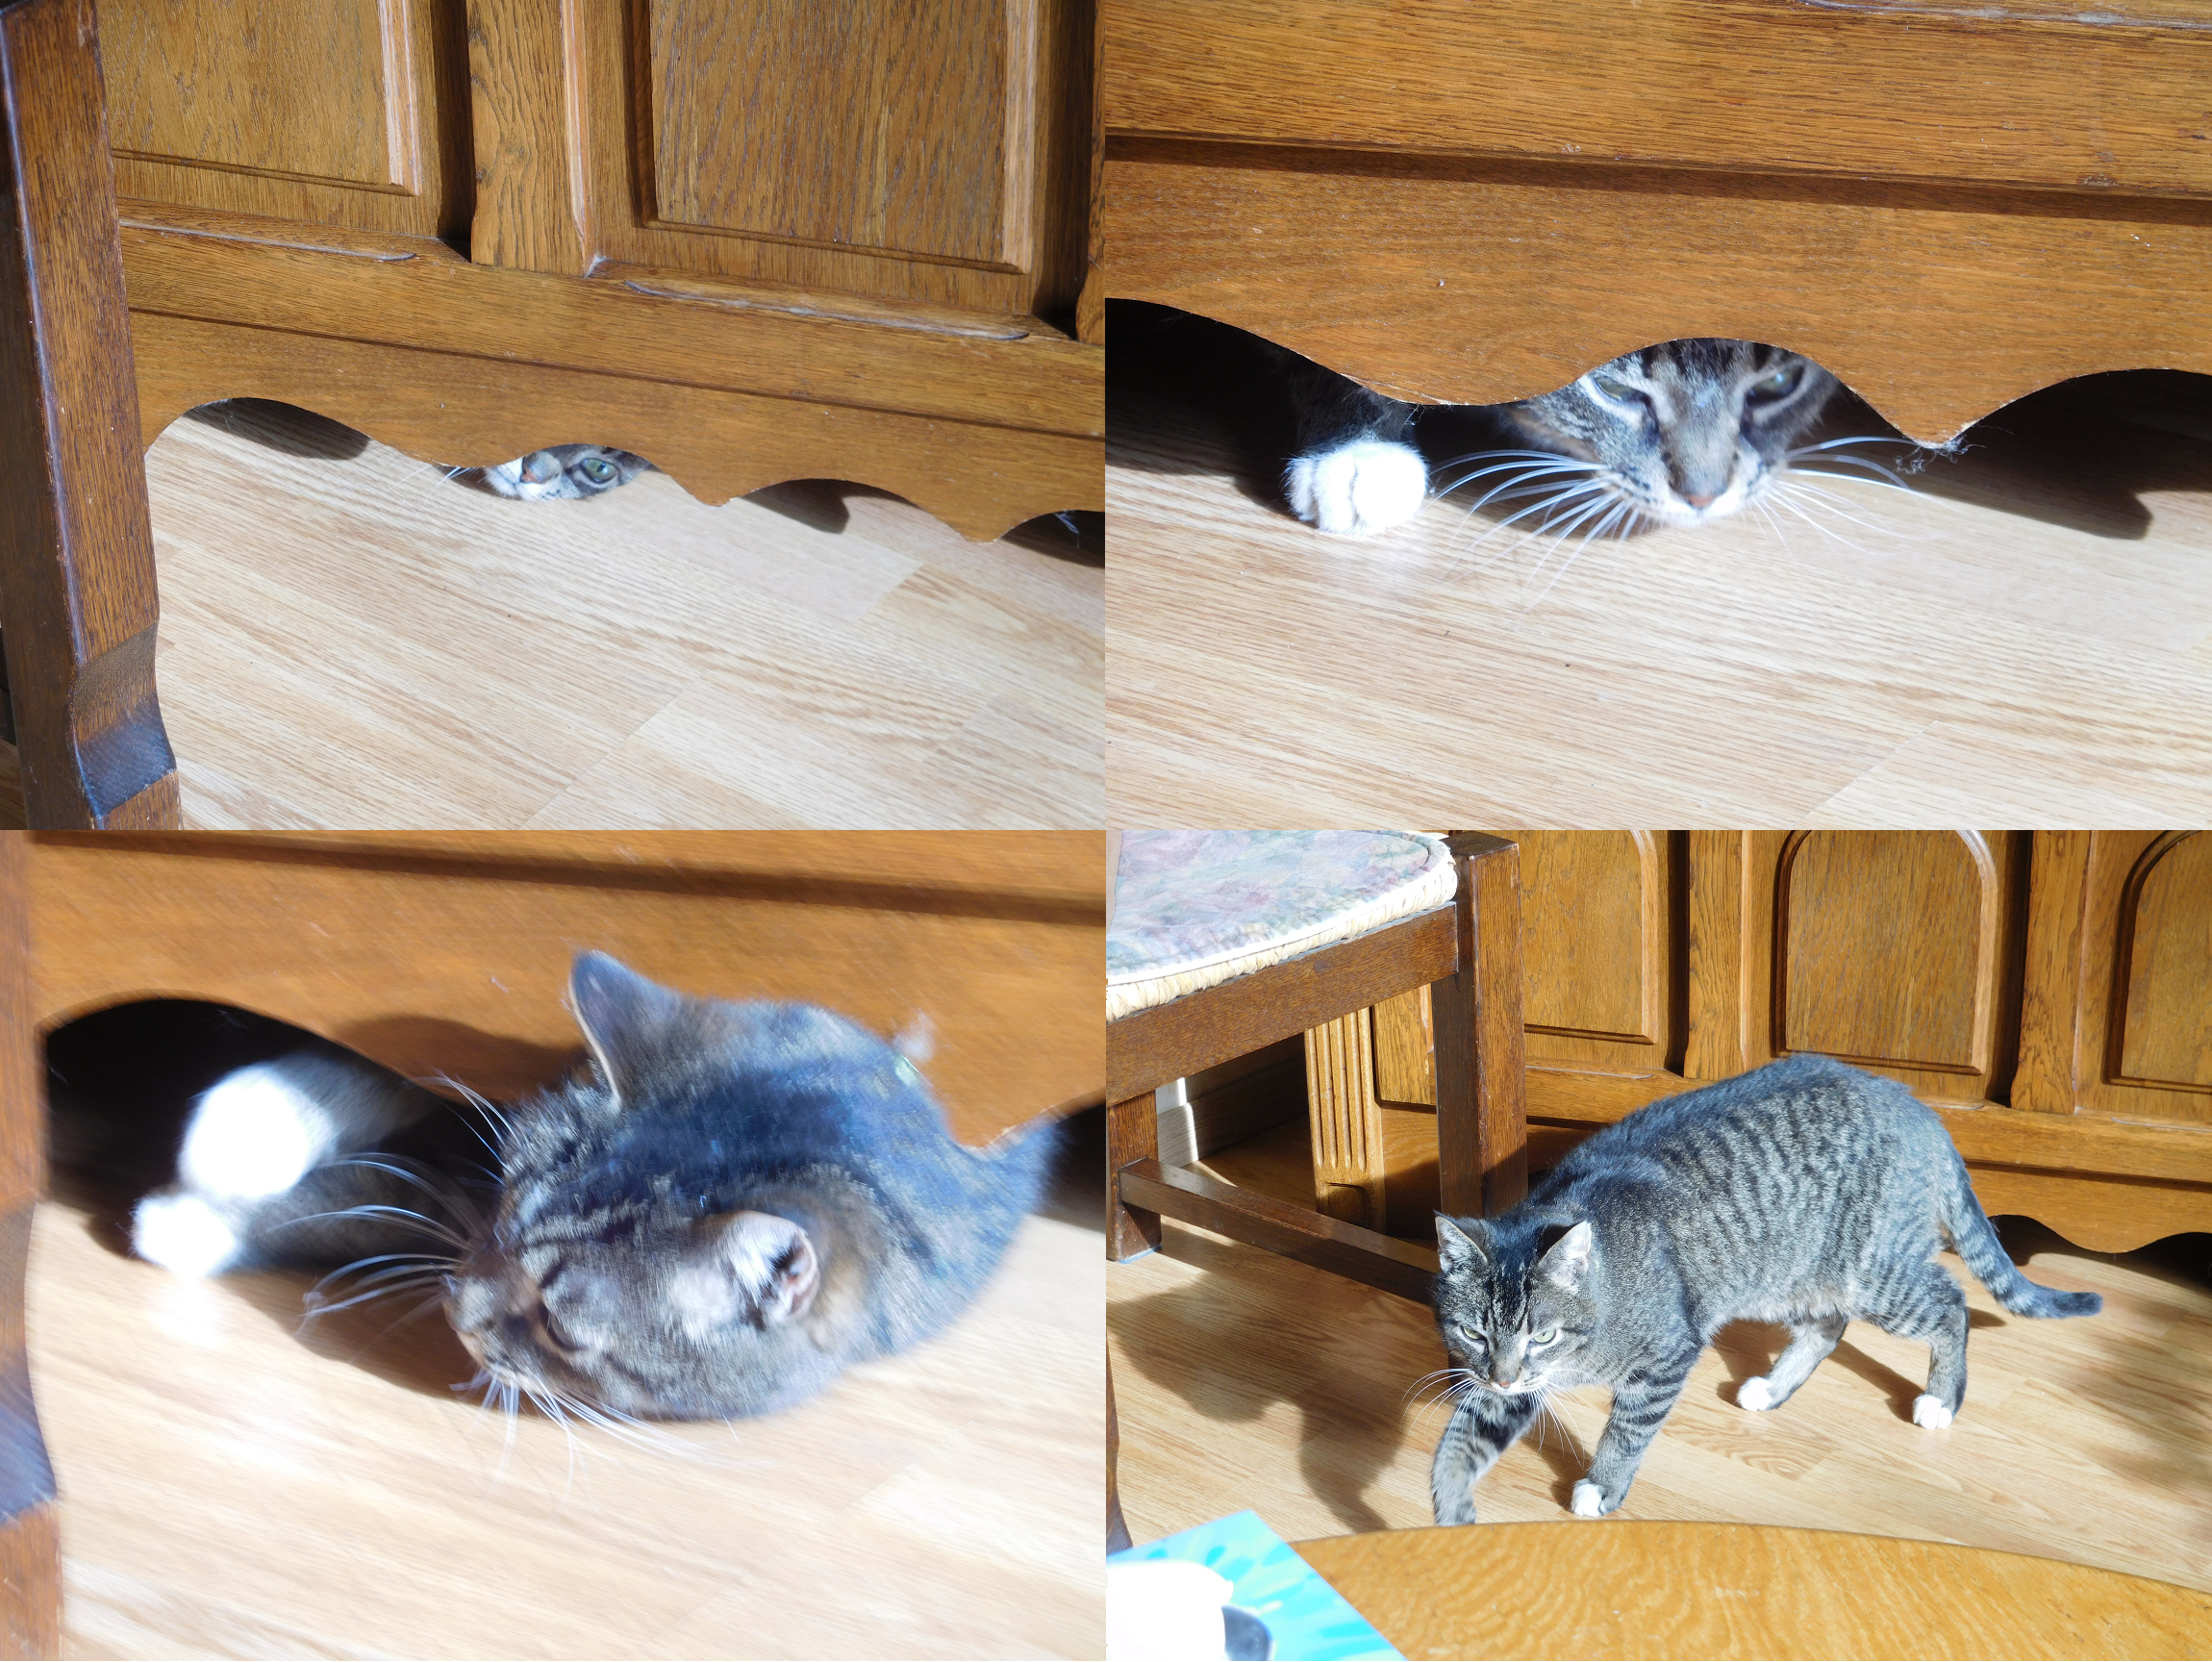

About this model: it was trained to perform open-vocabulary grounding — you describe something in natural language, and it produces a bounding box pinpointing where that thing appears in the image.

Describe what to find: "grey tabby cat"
[481,444,651,500]
[1283,339,1837,538]
[131,953,1052,1421]
[1427,1053,2099,1526]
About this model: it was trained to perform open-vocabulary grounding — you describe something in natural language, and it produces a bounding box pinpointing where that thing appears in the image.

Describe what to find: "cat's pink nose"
[1680,489,1719,508]
[522,453,559,482]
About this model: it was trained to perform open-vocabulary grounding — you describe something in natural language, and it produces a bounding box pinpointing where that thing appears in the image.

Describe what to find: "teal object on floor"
[1110,1510,1403,1661]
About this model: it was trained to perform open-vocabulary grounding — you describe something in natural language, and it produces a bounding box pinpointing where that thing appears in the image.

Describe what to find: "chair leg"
[1431,833,1528,1219]
[1108,1092,1161,1259]
[0,0,180,828]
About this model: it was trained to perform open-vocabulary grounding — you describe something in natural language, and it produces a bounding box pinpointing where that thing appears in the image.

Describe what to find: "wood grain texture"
[0,834,56,1658]
[0,0,181,830]
[36,1186,1102,1659]
[1303,1013,1385,1227]
[1106,0,2212,195]
[567,0,1091,319]
[1295,1523,2212,1661]
[466,0,592,273]
[648,0,1025,266]
[27,832,1105,1147]
[1103,142,2212,442]
[102,0,469,240]
[1107,324,2212,825]
[1431,835,1526,1218]
[1117,1159,1435,1305]
[97,401,1102,830]
[1109,1093,1160,1260]
[1111,1212,2212,1600]
[1106,906,1454,1103]
[1370,988,1431,1109]
[2114,832,2212,1093]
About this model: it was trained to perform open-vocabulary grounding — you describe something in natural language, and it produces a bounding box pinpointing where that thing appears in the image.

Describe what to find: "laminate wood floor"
[2,402,1103,830]
[34,1148,1105,1659]
[1107,309,2212,824]
[1111,1171,2212,1598]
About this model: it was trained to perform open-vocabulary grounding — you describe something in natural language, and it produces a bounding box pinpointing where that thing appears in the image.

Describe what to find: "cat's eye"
[1454,1323,1486,1349]
[1530,1326,1560,1346]
[579,457,616,483]
[1746,365,1802,403]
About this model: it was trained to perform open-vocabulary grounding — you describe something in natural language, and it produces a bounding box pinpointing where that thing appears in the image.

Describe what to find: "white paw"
[178,1065,331,1198]
[1286,440,1428,537]
[1912,1395,1954,1429]
[1571,1480,1608,1518]
[133,1193,240,1277]
[1738,1376,1777,1412]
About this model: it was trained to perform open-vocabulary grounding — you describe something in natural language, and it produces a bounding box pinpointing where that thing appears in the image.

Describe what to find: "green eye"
[1455,1324,1486,1349]
[1530,1327,1559,1346]
[580,457,616,483]
[1747,366,1800,403]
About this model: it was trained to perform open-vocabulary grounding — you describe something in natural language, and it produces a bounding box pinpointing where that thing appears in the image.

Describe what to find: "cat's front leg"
[1279,354,1428,538]
[1430,1389,1541,1525]
[1572,1356,1695,1518]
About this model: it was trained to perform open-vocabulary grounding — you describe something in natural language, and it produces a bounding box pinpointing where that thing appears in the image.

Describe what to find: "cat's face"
[445,954,860,1419]
[480,444,650,501]
[1503,340,1834,527]
[1432,1216,1596,1395]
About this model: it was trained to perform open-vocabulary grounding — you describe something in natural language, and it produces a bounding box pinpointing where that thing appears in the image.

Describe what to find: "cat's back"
[1548,1053,1942,1192]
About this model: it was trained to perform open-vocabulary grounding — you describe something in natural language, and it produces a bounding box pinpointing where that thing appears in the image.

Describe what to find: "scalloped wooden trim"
[130,311,1102,542]
[1969,1161,2212,1256]
[1104,140,2212,445]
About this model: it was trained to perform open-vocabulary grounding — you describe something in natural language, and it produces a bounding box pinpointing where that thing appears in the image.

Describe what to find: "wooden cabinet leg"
[0,834,57,1657]
[0,0,180,828]
[1433,834,1528,1219]
[1305,1012,1386,1229]
[1108,1092,1162,1260]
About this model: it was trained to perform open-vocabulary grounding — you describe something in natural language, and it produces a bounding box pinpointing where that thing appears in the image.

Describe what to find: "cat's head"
[1431,1214,1597,1395]
[446,953,888,1419]
[480,444,651,501]
[1503,340,1834,526]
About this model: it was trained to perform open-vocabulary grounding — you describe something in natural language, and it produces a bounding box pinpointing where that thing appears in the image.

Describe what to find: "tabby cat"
[1283,339,1838,539]
[481,444,651,500]
[1427,1053,2099,1526]
[129,953,1053,1421]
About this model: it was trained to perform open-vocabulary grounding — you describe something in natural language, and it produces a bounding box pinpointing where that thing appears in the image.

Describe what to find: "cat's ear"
[1536,1221,1594,1289]
[669,1210,820,1335]
[569,951,689,1107]
[1434,1215,1491,1274]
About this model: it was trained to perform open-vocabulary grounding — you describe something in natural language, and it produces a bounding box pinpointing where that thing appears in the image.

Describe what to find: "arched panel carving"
[2114,831,2212,1092]
[1776,830,1997,1075]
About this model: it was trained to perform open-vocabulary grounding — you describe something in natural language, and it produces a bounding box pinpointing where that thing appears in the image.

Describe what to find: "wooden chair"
[1107,830,1528,1300]
[0,0,179,828]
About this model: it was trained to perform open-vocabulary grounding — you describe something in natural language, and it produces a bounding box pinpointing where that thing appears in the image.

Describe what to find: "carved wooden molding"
[1104,141,2212,445]
[1304,1011,1385,1229]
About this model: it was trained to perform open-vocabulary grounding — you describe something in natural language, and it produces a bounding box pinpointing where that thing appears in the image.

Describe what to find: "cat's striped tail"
[1943,1161,2102,1319]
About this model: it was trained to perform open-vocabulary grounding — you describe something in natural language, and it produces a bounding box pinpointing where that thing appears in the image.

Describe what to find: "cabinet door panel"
[103,0,468,239]
[2118,831,2212,1091]
[1778,830,1991,1074]
[649,0,1027,267]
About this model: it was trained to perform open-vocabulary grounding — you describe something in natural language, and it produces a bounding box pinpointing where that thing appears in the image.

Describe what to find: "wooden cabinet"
[1314,831,2212,1252]
[0,0,1102,826]
[1101,0,2212,443]
[107,0,1101,532]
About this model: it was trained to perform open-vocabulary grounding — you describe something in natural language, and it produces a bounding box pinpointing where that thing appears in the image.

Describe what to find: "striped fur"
[1427,1054,2099,1525]
[1283,338,1836,536]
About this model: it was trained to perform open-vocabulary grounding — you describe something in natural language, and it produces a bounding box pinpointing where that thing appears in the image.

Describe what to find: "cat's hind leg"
[1431,1389,1541,1525]
[1861,1266,1971,1428]
[1736,1313,1848,1412]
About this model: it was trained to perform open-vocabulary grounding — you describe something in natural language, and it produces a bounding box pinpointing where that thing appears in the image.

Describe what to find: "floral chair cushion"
[1107,831,1455,1020]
